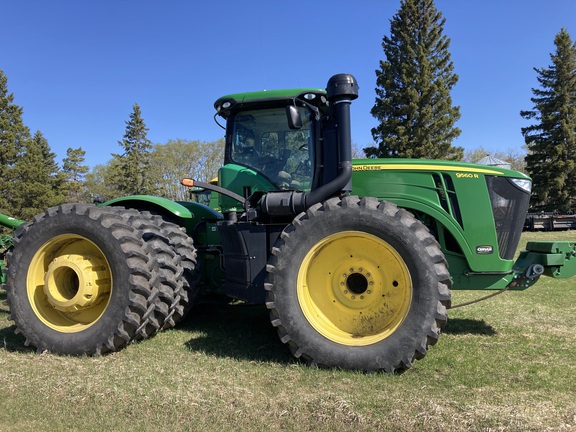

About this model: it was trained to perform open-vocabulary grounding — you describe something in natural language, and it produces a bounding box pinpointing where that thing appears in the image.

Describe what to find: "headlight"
[510,178,532,194]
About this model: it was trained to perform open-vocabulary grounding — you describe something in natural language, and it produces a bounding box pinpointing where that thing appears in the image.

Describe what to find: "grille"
[486,176,531,260]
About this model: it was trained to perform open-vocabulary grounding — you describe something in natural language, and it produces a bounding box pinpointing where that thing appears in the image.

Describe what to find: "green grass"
[1,232,576,431]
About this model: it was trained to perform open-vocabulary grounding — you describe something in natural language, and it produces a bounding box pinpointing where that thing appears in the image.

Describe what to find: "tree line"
[0,70,224,221]
[2,0,575,220]
[82,103,224,203]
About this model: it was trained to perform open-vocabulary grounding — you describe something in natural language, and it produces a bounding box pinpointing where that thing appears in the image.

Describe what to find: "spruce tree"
[11,131,65,219]
[367,0,462,160]
[111,103,154,196]
[0,69,31,215]
[62,147,89,202]
[521,28,576,212]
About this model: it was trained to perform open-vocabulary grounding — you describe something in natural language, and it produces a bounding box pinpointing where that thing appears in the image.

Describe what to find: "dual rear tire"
[3,204,196,355]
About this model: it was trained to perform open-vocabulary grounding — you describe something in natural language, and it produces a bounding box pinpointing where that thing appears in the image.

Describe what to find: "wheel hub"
[44,254,111,312]
[346,271,369,294]
[337,267,375,305]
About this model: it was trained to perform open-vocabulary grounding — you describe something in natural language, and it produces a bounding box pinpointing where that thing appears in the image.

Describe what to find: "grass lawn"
[1,231,575,431]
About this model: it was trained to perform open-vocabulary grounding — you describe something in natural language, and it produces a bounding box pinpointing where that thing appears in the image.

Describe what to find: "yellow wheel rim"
[297,231,412,346]
[27,234,113,333]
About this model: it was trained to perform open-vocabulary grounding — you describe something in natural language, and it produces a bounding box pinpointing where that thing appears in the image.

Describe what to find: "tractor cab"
[213,74,359,219]
[213,89,326,214]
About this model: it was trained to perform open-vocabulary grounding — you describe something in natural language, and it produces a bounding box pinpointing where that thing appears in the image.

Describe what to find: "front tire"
[265,196,451,372]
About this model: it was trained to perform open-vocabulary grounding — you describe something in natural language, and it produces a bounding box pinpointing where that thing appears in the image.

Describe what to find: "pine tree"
[0,69,31,215]
[367,0,462,160]
[521,28,576,212]
[111,103,154,196]
[11,131,65,219]
[62,147,89,202]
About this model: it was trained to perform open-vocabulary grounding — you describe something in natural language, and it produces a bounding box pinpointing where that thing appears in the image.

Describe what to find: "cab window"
[231,107,313,190]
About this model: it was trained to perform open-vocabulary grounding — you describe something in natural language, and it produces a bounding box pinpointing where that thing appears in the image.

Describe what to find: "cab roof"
[214,88,326,118]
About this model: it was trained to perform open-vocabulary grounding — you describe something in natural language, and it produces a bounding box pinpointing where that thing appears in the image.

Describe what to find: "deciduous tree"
[83,159,123,203]
[149,138,224,200]
[463,146,527,173]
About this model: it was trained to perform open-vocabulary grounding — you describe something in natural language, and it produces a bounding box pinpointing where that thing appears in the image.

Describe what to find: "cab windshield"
[230,107,313,190]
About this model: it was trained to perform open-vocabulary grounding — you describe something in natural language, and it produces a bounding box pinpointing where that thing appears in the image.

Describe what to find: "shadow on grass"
[0,291,32,353]
[0,290,291,360]
[0,324,33,353]
[180,305,499,363]
[443,318,497,336]
[0,289,497,360]
[181,302,294,365]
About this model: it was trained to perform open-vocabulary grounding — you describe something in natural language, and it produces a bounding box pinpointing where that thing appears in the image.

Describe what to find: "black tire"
[122,210,185,337]
[3,204,157,355]
[131,211,198,327]
[265,196,451,372]
[157,220,198,323]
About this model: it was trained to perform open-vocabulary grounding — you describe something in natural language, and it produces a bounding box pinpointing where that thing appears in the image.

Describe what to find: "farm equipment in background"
[0,213,24,285]
[524,212,576,231]
[2,73,576,372]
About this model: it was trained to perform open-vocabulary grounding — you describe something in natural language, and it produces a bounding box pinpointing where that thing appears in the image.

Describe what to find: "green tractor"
[2,74,576,372]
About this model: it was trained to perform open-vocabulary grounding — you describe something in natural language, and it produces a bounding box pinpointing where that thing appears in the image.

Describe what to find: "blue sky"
[2,1,576,168]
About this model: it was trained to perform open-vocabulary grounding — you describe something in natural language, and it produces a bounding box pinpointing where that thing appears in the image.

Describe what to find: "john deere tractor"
[3,74,576,372]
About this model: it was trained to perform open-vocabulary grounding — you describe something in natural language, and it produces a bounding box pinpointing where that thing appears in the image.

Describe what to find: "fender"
[102,195,223,232]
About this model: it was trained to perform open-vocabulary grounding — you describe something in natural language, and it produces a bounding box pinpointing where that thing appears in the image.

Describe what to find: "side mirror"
[286,105,302,130]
